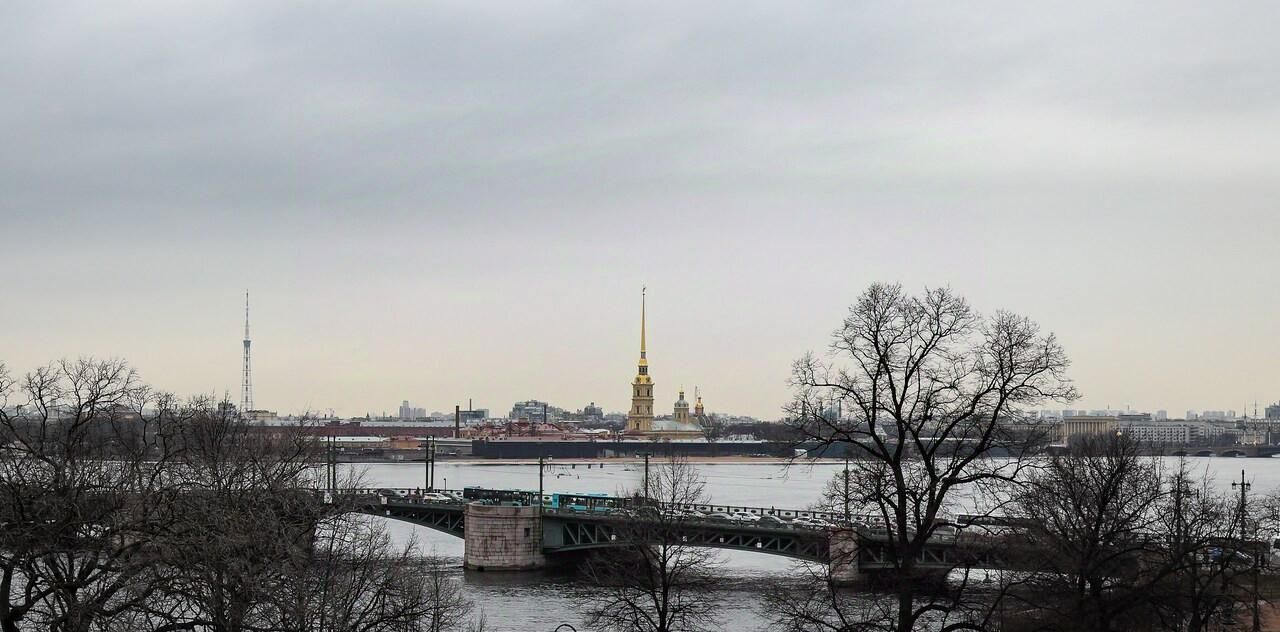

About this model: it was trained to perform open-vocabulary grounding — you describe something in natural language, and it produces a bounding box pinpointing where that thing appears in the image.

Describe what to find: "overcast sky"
[3,2,1278,418]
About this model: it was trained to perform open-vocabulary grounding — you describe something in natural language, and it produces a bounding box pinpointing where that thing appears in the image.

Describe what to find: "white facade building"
[1117,419,1217,444]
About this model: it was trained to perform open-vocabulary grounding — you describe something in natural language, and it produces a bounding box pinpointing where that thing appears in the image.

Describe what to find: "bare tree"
[275,516,477,632]
[700,415,727,446]
[140,399,330,632]
[1146,460,1248,632]
[1004,435,1252,632]
[580,455,723,632]
[0,358,188,632]
[0,359,484,632]
[1004,433,1166,631]
[777,284,1077,632]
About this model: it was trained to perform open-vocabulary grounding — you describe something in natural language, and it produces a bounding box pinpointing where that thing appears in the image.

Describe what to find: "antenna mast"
[241,291,253,414]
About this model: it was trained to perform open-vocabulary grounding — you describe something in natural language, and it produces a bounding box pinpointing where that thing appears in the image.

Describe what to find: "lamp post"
[842,452,851,526]
[1232,469,1259,632]
[642,452,651,502]
[421,436,439,491]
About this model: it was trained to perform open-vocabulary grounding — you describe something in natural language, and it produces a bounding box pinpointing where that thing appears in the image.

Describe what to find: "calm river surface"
[352,458,1280,632]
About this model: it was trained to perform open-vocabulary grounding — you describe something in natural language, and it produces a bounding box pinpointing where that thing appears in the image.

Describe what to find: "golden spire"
[640,286,646,359]
[636,286,648,372]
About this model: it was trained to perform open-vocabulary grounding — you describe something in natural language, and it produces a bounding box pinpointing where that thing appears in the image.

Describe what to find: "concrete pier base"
[829,528,860,585]
[463,504,546,571]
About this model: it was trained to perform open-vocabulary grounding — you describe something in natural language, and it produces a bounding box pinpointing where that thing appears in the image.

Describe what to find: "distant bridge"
[328,488,1270,583]
[329,489,1042,578]
[1165,445,1280,458]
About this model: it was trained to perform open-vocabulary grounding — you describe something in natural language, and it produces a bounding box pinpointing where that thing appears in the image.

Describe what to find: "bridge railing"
[322,487,955,537]
[319,488,470,507]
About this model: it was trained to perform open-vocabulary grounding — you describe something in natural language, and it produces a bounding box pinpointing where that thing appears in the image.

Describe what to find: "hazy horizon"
[3,3,1278,419]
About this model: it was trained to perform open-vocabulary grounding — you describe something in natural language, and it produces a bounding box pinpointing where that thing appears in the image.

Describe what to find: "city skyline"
[3,3,1279,418]
[9,285,1277,422]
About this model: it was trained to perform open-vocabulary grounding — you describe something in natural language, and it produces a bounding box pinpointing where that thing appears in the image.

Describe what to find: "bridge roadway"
[327,488,1006,573]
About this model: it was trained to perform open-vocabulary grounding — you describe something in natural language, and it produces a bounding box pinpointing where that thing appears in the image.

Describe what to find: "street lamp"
[1232,469,1259,632]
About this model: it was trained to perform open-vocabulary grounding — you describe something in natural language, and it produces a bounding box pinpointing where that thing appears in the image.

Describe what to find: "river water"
[353,458,1280,632]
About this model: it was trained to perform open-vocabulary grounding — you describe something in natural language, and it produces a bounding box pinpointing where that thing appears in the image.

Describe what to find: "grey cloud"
[3,2,1280,417]
[6,1,1277,229]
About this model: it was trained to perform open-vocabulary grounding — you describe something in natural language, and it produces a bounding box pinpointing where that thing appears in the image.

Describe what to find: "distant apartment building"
[562,402,606,422]
[510,400,562,421]
[1268,403,1280,420]
[398,400,426,419]
[458,408,488,422]
[1155,410,1168,421]
[1117,419,1214,445]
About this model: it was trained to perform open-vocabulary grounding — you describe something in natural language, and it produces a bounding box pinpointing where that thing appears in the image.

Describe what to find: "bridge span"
[325,488,1030,582]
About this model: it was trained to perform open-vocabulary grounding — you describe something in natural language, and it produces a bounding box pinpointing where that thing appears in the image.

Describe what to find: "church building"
[625,289,711,440]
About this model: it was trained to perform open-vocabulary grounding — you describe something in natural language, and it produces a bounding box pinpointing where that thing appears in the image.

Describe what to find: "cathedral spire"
[636,287,648,375]
[627,286,654,433]
[640,286,646,359]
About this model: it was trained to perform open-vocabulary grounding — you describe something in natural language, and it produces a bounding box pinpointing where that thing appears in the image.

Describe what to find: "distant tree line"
[0,358,483,632]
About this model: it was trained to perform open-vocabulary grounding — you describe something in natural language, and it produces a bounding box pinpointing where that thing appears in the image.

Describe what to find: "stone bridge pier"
[463,504,546,571]
[829,528,859,585]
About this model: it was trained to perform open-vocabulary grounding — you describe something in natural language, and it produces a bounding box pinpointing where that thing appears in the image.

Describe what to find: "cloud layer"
[3,2,1278,417]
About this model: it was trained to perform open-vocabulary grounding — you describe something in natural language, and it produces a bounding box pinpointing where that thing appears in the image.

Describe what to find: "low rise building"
[1116,419,1209,444]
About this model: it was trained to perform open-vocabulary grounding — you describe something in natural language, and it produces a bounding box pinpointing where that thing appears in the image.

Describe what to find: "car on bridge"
[661,508,705,520]
[792,517,834,530]
[728,511,760,523]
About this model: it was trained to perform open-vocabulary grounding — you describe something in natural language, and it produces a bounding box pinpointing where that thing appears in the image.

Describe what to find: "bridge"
[1166,445,1280,458]
[325,488,1029,582]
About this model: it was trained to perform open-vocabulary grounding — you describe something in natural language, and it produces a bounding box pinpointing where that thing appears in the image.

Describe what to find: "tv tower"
[240,291,253,414]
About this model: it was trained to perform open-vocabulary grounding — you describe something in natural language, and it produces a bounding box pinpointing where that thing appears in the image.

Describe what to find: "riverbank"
[342,455,826,466]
